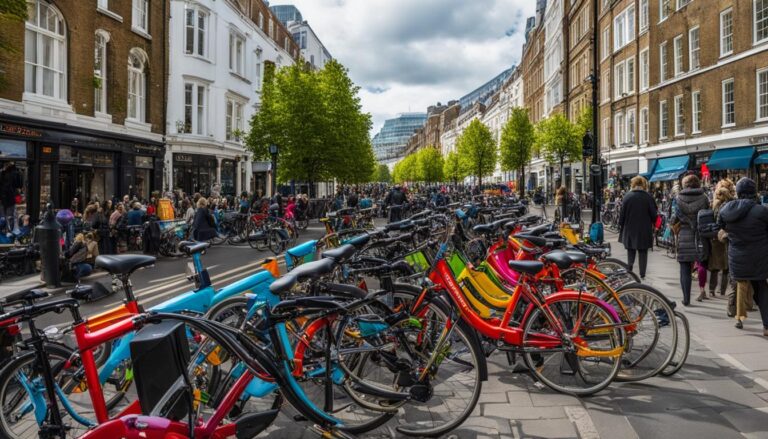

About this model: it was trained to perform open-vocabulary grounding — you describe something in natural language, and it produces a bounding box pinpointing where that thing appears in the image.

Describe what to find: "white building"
[543,0,564,117]
[165,0,297,198]
[288,21,332,70]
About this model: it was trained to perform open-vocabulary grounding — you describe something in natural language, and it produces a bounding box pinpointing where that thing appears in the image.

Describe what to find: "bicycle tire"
[268,229,283,254]
[596,258,641,285]
[659,310,690,377]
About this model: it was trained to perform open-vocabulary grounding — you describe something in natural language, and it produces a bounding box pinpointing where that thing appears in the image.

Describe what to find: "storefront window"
[135,168,150,201]
[221,159,235,196]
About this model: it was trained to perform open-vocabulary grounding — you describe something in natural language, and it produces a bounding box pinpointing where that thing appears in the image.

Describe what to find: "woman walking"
[718,177,768,334]
[708,181,735,298]
[618,176,657,280]
[671,174,709,306]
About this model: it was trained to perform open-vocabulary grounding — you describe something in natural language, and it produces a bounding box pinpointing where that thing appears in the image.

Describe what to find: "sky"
[270,0,537,135]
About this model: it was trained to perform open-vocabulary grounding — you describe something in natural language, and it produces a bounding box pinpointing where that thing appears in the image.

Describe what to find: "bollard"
[36,203,61,288]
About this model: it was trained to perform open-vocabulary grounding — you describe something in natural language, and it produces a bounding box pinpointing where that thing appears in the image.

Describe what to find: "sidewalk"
[0,273,44,299]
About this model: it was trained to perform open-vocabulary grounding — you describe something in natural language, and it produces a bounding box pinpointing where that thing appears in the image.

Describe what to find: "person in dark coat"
[671,174,710,306]
[618,176,657,280]
[385,185,406,223]
[191,197,217,242]
[0,162,22,227]
[717,177,768,335]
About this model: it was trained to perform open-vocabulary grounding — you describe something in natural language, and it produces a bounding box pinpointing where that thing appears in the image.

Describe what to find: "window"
[127,50,146,122]
[722,78,735,126]
[627,57,635,94]
[615,112,625,146]
[602,118,610,148]
[24,1,66,99]
[640,49,649,90]
[284,36,290,52]
[602,71,610,103]
[601,28,610,61]
[615,61,625,98]
[660,101,669,139]
[674,95,684,136]
[627,109,636,144]
[132,0,148,33]
[183,83,206,135]
[225,97,244,141]
[689,27,700,70]
[98,0,109,10]
[613,5,635,51]
[673,35,684,76]
[185,6,208,57]
[660,0,670,21]
[258,12,264,29]
[640,107,649,143]
[692,91,702,132]
[677,0,691,9]
[254,49,263,90]
[229,32,245,75]
[721,8,733,56]
[757,0,768,44]
[94,32,108,113]
[640,0,649,31]
[758,68,768,120]
[660,42,668,82]
[268,19,274,39]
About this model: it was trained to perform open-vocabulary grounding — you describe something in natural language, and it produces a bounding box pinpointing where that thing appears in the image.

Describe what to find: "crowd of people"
[616,173,768,336]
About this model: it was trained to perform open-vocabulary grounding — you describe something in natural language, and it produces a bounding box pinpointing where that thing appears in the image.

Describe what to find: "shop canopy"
[754,152,768,165]
[639,159,658,179]
[705,146,755,170]
[648,155,689,182]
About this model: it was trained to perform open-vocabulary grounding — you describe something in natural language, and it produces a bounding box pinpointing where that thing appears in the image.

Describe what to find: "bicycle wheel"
[611,284,677,382]
[0,344,91,439]
[660,310,689,377]
[596,258,641,286]
[267,229,283,254]
[522,297,623,396]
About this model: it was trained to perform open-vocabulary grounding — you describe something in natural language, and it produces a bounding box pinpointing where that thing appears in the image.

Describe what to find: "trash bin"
[36,204,61,288]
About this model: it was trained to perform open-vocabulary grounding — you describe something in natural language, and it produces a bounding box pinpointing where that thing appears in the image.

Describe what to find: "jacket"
[709,187,733,271]
[0,166,22,207]
[619,189,658,250]
[192,207,217,241]
[717,198,768,280]
[673,188,709,262]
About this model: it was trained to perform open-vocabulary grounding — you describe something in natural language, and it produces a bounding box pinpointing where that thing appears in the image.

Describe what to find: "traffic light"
[582,131,594,159]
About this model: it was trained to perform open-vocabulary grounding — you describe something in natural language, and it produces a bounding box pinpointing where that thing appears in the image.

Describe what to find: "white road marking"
[564,406,602,439]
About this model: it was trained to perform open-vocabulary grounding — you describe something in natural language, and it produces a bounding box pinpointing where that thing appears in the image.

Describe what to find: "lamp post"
[590,0,602,225]
[269,144,278,197]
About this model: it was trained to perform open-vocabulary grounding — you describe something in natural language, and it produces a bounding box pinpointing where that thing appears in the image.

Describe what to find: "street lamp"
[269,144,278,196]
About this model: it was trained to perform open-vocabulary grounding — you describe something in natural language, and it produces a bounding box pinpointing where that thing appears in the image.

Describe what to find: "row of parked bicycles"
[0,199,688,438]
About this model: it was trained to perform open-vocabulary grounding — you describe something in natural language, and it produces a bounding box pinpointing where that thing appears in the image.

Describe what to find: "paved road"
[23,223,768,438]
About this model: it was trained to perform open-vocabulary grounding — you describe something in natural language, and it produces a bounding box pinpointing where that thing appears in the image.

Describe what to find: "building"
[165,0,299,198]
[403,102,460,156]
[544,0,566,116]
[271,5,332,70]
[459,68,515,110]
[0,0,168,219]
[372,113,427,164]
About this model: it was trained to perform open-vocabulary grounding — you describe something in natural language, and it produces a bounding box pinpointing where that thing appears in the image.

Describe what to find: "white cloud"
[270,0,536,133]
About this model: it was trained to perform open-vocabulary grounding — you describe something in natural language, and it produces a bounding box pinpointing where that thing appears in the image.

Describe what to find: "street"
[23,223,768,439]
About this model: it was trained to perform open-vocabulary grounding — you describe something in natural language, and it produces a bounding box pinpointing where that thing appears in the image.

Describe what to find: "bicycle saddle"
[269,258,335,295]
[508,260,544,275]
[525,223,553,236]
[565,250,588,264]
[321,244,356,263]
[513,234,547,247]
[179,241,210,255]
[472,223,497,235]
[95,254,156,276]
[541,250,574,270]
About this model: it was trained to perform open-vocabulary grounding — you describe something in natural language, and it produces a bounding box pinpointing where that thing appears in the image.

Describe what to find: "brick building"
[0,0,168,218]
[403,102,459,156]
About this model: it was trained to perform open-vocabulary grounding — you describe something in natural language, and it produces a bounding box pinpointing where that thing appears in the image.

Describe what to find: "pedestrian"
[347,188,359,209]
[66,233,92,282]
[0,162,22,228]
[717,177,768,334]
[555,186,568,223]
[708,181,735,300]
[385,185,406,223]
[672,174,709,306]
[191,197,217,242]
[618,176,657,280]
[126,202,144,226]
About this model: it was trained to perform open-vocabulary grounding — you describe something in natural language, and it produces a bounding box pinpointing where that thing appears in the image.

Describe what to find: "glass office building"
[372,113,427,162]
[270,5,303,25]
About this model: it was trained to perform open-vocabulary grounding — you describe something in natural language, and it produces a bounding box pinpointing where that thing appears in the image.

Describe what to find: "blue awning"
[648,155,690,182]
[755,153,768,165]
[706,146,755,170]
[639,159,658,179]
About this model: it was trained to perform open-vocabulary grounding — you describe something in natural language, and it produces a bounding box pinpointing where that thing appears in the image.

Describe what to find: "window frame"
[689,26,700,71]
[613,5,636,52]
[692,90,702,133]
[615,111,625,146]
[184,5,209,58]
[127,50,146,122]
[757,67,768,121]
[660,100,669,139]
[614,61,625,99]
[626,56,635,94]
[722,78,735,127]
[755,0,768,46]
[640,0,649,32]
[674,95,684,137]
[601,28,610,61]
[673,35,684,77]
[660,42,668,82]
[640,107,649,144]
[94,31,109,114]
[660,0,670,22]
[627,108,636,145]
[229,30,246,77]
[131,0,149,34]
[24,1,67,101]
[640,48,649,90]
[183,81,207,135]
[225,96,245,141]
[721,8,734,57]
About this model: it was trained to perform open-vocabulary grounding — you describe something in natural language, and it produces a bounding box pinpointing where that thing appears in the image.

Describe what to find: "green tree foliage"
[246,60,374,195]
[575,106,593,136]
[443,151,467,185]
[534,113,582,187]
[392,153,420,183]
[456,119,497,187]
[417,147,444,183]
[0,0,27,90]
[499,107,535,197]
[371,163,392,183]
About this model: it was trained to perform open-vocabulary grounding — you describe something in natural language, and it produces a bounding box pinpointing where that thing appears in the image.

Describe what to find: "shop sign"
[135,155,153,169]
[0,139,27,159]
[135,144,161,154]
[750,136,768,145]
[0,123,42,138]
[174,154,194,163]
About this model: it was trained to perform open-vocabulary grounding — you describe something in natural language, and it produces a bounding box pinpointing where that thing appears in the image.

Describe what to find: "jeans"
[680,262,693,304]
[388,205,402,223]
[749,280,768,329]
[626,249,648,278]
[72,262,92,281]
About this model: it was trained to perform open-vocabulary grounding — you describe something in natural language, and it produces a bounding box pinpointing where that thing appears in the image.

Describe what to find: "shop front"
[704,146,754,185]
[648,155,690,186]
[252,161,270,198]
[0,115,164,219]
[172,154,218,196]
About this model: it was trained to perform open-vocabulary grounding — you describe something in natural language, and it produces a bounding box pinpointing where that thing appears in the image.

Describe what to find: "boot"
[696,289,706,302]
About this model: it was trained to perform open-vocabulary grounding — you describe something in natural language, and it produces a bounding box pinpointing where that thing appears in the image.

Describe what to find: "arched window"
[24,0,66,99]
[94,30,110,113]
[127,49,147,121]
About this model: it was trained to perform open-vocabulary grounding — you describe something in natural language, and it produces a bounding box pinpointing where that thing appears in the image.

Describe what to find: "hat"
[735,177,757,196]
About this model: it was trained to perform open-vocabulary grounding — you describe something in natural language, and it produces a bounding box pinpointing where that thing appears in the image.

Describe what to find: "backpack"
[589,222,604,244]
[697,209,720,239]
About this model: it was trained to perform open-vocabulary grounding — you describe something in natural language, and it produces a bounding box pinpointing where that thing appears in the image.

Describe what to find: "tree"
[500,107,535,198]
[0,0,27,90]
[443,151,467,185]
[456,119,497,187]
[417,147,444,183]
[393,153,420,183]
[534,113,582,189]
[575,106,593,137]
[371,163,392,183]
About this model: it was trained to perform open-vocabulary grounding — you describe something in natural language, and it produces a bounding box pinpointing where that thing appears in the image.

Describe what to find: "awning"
[649,155,689,182]
[705,146,755,170]
[755,153,768,165]
[639,159,658,179]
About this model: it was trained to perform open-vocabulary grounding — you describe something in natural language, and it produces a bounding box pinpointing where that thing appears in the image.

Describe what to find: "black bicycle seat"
[508,260,544,275]
[321,244,356,263]
[542,250,573,270]
[95,254,156,276]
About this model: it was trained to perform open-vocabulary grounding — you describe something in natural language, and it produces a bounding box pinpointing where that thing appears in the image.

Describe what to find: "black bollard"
[35,203,61,288]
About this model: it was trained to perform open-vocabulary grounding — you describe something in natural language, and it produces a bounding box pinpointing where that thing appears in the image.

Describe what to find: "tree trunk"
[519,164,526,198]
[559,157,565,190]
